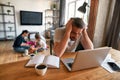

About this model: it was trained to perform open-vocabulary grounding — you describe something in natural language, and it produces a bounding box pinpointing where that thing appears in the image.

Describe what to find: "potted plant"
[52,3,57,10]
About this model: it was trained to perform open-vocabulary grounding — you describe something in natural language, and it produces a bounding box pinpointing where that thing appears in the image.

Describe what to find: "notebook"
[25,54,60,68]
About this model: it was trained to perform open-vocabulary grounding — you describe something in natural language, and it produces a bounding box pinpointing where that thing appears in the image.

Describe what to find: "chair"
[28,32,39,40]
[50,30,55,55]
[50,39,54,55]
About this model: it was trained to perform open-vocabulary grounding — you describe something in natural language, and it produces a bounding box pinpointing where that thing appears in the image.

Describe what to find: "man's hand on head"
[66,19,73,34]
[82,27,88,35]
[84,26,88,30]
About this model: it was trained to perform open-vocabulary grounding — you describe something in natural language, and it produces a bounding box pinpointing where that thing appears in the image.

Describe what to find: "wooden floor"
[0,41,30,64]
[0,41,51,65]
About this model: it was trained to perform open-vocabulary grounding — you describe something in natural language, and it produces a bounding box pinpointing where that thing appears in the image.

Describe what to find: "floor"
[0,41,29,64]
[0,41,50,64]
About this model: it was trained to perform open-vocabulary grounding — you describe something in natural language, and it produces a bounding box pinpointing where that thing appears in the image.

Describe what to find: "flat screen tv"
[20,11,43,25]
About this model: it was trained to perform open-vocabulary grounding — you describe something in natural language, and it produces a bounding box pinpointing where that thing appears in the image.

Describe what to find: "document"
[101,54,120,73]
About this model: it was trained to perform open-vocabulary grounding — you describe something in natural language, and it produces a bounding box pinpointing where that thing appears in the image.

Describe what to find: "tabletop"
[0,48,120,80]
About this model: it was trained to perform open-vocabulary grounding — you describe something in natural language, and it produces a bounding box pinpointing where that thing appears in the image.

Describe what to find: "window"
[65,0,90,25]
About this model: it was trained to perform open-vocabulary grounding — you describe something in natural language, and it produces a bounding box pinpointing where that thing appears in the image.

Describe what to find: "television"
[20,11,43,25]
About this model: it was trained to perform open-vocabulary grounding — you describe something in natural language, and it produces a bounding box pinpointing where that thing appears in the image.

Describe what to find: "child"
[35,33,47,51]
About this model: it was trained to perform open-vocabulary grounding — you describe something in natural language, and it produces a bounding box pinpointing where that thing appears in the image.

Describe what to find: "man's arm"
[81,28,94,49]
[53,19,72,57]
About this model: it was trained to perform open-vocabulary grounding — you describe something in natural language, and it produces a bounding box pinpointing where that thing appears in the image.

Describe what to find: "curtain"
[59,0,66,27]
[106,0,120,50]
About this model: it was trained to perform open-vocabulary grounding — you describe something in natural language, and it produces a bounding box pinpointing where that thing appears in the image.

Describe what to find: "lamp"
[78,2,89,14]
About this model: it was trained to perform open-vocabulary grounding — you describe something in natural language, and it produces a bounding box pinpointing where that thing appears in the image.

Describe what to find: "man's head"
[21,30,29,37]
[70,18,86,41]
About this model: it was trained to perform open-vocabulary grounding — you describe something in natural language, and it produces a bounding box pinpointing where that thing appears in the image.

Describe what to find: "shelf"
[45,16,53,18]
[0,4,16,40]
[0,4,14,7]
[45,9,59,11]
[44,22,57,25]
[45,23,53,25]
[0,13,15,16]
[0,22,15,24]
[0,30,15,32]
[45,8,59,39]
[6,31,16,32]
[45,16,59,18]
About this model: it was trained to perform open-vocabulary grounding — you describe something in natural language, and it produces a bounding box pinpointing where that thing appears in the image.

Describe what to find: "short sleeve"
[54,28,65,42]
[40,40,47,49]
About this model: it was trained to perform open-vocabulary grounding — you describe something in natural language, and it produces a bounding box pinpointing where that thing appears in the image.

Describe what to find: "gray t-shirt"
[54,27,81,52]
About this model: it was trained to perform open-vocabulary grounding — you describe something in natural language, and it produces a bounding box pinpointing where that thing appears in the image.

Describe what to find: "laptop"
[61,47,111,71]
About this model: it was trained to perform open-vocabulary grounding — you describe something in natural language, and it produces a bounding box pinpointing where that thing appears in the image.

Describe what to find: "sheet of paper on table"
[101,54,120,73]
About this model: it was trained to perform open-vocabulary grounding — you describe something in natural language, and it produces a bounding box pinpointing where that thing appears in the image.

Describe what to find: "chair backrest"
[28,32,39,41]
[50,29,55,55]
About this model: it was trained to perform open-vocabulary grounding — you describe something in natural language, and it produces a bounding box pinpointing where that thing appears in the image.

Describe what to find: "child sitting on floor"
[34,33,47,52]
[26,33,47,53]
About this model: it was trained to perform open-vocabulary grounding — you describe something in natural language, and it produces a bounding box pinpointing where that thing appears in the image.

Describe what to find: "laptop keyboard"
[67,63,73,68]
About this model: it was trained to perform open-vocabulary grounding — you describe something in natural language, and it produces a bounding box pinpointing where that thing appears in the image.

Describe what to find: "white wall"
[0,0,53,36]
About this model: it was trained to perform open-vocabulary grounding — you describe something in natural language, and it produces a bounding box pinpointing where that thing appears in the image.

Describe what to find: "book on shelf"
[25,54,60,68]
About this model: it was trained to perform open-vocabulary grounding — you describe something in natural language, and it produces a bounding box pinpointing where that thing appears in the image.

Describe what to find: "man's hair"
[21,30,29,34]
[72,18,86,28]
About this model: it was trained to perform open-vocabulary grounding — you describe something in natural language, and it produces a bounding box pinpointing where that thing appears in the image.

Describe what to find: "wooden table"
[0,49,120,80]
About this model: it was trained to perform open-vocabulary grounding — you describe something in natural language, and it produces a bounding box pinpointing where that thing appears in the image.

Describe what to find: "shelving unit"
[44,9,59,39]
[0,4,16,40]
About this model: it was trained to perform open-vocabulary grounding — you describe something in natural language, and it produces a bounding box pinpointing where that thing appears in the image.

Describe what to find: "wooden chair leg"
[50,39,53,55]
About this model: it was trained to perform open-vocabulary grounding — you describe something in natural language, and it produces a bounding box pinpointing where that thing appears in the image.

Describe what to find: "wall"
[93,0,115,48]
[0,0,53,36]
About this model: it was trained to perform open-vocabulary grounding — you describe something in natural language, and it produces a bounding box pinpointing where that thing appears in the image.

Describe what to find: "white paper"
[43,55,60,68]
[26,54,45,66]
[101,54,120,73]
[25,54,60,68]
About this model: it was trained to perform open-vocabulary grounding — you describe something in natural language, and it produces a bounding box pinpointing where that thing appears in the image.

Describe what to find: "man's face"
[70,26,83,41]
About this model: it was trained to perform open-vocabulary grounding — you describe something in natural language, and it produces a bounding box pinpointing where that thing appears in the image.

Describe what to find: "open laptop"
[61,47,111,71]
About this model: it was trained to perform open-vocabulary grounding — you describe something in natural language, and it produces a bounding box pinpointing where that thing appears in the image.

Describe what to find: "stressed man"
[53,18,94,57]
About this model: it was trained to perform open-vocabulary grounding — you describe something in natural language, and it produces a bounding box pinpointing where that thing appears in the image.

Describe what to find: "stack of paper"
[101,54,120,73]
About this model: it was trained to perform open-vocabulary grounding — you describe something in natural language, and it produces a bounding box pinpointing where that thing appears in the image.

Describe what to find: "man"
[13,30,30,53]
[53,18,94,57]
